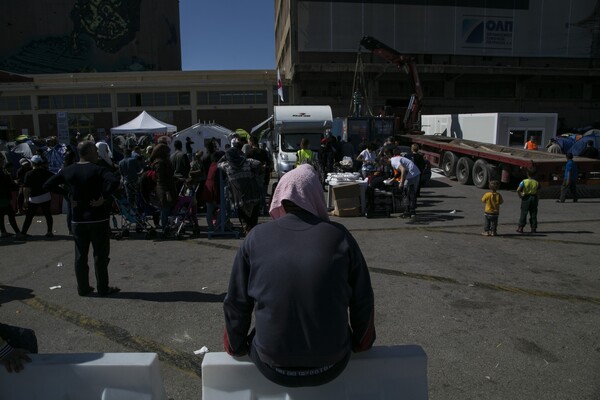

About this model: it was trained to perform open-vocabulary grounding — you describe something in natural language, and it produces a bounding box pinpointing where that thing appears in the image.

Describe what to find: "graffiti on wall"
[0,0,179,74]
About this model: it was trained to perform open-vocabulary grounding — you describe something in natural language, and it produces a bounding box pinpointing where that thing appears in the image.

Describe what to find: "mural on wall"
[71,0,141,54]
[0,0,180,74]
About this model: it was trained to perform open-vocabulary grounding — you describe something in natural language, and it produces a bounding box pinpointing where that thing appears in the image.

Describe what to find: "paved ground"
[1,174,599,399]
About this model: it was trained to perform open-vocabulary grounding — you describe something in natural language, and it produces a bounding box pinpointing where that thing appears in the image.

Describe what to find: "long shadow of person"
[0,285,35,306]
[98,291,227,303]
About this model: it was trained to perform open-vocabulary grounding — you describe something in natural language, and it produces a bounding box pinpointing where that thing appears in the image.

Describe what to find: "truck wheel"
[456,157,474,185]
[442,152,457,177]
[472,159,489,188]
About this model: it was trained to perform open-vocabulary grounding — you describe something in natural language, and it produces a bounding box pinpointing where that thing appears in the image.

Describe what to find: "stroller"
[111,183,158,239]
[167,181,201,239]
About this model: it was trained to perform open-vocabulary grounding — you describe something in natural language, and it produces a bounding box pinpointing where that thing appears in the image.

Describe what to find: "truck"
[421,113,558,149]
[271,105,333,179]
[399,135,600,197]
[332,116,395,148]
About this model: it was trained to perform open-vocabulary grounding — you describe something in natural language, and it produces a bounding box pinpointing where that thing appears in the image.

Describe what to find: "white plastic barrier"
[0,353,167,400]
[202,345,428,400]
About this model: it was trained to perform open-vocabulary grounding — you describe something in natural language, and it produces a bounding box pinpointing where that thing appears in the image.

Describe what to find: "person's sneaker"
[556,199,564,203]
[531,228,537,233]
[45,232,54,238]
[481,231,490,236]
[516,227,524,233]
[15,233,29,240]
[78,286,95,297]
[0,232,13,238]
[98,287,121,297]
[490,232,497,237]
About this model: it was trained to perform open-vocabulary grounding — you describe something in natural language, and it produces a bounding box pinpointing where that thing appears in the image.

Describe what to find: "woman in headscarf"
[95,142,117,172]
[223,164,376,387]
[149,143,176,236]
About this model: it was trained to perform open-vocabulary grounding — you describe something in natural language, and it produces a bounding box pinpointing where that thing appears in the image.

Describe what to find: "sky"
[179,1,276,71]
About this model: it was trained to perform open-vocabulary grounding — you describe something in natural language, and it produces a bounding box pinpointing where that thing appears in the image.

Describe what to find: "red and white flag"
[277,68,284,102]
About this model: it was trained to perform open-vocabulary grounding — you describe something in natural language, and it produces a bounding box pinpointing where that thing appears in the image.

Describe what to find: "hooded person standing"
[223,164,376,387]
[218,142,262,234]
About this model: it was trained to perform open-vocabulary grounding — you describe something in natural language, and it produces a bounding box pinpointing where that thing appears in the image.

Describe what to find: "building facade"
[0,70,277,140]
[275,0,600,130]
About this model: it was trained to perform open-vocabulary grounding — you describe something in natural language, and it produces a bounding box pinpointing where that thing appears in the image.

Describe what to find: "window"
[197,92,208,105]
[198,90,268,105]
[0,96,31,111]
[116,92,190,107]
[456,81,515,98]
[37,94,112,109]
[38,96,50,109]
[523,82,583,99]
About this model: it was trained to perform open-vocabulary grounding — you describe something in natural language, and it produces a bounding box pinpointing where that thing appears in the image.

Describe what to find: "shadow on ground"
[104,290,226,303]
[0,285,35,305]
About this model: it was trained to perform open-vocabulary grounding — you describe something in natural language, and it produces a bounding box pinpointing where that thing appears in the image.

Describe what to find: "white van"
[272,105,333,178]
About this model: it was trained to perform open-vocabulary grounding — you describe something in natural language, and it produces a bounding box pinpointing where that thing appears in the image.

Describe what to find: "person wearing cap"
[43,140,121,296]
[223,164,375,387]
[0,156,23,238]
[19,155,55,239]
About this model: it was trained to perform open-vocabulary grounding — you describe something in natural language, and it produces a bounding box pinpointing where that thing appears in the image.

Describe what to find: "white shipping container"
[421,113,558,149]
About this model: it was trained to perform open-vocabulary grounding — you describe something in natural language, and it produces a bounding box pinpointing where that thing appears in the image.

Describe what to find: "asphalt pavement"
[1,173,599,399]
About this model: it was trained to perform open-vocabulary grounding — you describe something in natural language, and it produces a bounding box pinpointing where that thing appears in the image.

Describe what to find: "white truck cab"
[272,105,333,179]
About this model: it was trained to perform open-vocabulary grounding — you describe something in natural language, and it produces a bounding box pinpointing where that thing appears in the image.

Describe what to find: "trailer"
[400,135,600,198]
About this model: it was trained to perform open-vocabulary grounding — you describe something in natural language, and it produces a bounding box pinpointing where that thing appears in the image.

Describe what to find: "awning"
[250,115,273,135]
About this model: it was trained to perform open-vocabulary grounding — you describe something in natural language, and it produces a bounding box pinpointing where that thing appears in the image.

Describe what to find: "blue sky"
[179,1,275,71]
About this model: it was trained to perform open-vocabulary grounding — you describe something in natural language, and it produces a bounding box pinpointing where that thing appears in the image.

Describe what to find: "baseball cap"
[31,155,43,165]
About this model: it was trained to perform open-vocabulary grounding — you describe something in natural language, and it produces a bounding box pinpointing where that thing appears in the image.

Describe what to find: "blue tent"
[569,134,600,159]
[554,136,575,153]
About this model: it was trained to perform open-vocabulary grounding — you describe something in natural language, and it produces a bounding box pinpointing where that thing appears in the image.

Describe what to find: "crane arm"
[360,36,423,130]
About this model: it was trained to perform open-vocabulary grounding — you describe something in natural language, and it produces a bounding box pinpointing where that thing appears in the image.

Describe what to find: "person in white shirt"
[387,149,421,218]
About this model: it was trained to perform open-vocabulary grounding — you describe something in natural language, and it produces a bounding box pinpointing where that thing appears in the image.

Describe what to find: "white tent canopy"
[110,110,177,134]
[170,123,233,153]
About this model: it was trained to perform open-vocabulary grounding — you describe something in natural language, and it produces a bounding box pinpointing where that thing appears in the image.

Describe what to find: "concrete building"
[275,0,600,130]
[0,70,277,140]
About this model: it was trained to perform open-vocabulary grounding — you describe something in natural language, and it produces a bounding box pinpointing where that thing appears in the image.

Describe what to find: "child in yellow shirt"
[481,180,503,236]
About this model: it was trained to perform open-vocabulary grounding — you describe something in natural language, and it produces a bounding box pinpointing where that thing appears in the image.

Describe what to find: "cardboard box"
[332,183,361,201]
[332,183,361,217]
[333,206,361,217]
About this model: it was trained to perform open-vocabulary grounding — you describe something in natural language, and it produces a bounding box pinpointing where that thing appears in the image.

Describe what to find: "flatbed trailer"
[400,135,600,198]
